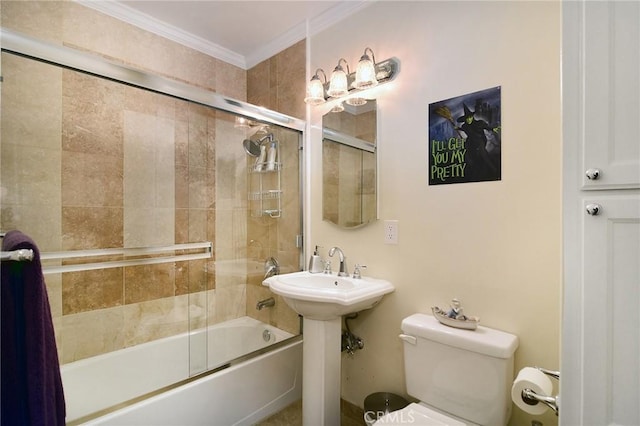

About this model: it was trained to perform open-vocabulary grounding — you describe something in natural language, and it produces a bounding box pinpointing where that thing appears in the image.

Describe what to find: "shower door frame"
[0,28,306,134]
[1,26,308,414]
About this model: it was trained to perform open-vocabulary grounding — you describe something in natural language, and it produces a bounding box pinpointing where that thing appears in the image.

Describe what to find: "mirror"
[322,100,377,228]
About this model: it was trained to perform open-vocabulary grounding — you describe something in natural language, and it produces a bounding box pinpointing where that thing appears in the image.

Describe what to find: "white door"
[582,198,639,424]
[580,1,640,190]
[562,1,640,425]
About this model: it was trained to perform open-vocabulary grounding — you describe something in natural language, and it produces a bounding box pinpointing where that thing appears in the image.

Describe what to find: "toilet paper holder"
[521,367,560,416]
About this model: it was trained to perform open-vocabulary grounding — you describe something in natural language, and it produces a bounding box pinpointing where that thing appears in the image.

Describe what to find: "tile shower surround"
[1,0,306,364]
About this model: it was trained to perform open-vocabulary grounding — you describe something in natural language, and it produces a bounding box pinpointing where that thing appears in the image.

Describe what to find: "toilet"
[374,313,519,425]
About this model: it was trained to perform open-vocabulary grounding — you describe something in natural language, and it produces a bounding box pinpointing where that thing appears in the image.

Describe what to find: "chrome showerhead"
[243,138,261,157]
[242,133,274,157]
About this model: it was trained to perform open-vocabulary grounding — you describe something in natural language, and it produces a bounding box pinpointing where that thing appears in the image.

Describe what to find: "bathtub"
[62,316,302,425]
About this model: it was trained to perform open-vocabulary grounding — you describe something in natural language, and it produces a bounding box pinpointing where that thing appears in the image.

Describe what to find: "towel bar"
[0,249,34,262]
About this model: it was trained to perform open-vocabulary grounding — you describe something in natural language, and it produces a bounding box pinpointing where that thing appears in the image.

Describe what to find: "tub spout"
[256,297,275,310]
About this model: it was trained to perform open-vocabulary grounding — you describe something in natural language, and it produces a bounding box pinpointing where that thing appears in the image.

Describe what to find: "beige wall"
[308,2,562,426]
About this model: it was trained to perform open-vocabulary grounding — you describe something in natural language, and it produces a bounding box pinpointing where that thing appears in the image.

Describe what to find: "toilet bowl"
[374,313,518,426]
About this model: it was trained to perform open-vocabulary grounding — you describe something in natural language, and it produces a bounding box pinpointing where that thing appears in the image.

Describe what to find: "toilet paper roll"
[511,367,553,415]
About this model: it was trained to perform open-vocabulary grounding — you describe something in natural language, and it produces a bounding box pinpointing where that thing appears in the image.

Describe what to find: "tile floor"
[257,399,365,426]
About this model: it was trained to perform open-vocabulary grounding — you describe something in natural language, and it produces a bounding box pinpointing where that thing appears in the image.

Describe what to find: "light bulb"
[304,75,326,105]
[327,68,348,97]
[354,49,378,90]
[327,59,350,98]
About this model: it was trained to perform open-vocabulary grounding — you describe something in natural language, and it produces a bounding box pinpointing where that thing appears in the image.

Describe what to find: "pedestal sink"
[263,271,394,425]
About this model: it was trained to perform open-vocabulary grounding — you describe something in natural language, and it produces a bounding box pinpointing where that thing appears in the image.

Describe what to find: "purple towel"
[1,230,65,426]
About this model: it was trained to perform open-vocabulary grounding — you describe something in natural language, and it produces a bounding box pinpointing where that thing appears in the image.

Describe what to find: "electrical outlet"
[384,220,398,244]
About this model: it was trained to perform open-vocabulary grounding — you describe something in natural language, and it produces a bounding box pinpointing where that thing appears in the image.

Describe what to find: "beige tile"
[124,207,175,248]
[121,295,189,348]
[206,289,217,325]
[1,1,64,43]
[188,209,207,242]
[175,208,189,244]
[1,54,62,150]
[175,164,190,209]
[0,205,62,252]
[256,399,366,426]
[60,306,125,363]
[124,262,175,304]
[62,206,123,250]
[215,284,246,322]
[215,59,247,100]
[276,40,306,120]
[123,110,175,209]
[187,259,207,293]
[1,143,62,207]
[62,150,123,207]
[188,166,208,209]
[62,267,124,315]
[124,85,177,120]
[45,273,63,319]
[62,70,124,156]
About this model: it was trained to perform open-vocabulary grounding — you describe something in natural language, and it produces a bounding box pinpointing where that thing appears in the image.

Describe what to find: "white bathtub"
[62,316,302,425]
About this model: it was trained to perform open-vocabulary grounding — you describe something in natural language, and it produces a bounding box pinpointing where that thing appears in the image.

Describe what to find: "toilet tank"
[400,314,519,426]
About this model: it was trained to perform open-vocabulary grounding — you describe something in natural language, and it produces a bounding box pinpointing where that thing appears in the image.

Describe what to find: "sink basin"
[263,271,394,320]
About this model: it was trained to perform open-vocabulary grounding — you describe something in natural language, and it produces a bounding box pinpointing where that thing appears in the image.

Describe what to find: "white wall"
[308,2,562,425]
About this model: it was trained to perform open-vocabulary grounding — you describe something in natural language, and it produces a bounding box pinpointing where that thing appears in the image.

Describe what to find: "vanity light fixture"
[304,68,328,106]
[304,48,399,107]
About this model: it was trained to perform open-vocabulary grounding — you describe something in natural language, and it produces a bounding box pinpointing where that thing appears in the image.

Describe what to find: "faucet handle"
[323,260,332,274]
[352,264,367,279]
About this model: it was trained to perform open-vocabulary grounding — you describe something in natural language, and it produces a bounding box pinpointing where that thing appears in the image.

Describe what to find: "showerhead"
[242,133,274,157]
[243,138,261,157]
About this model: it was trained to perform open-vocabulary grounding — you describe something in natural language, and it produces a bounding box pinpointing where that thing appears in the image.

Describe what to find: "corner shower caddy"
[249,145,282,218]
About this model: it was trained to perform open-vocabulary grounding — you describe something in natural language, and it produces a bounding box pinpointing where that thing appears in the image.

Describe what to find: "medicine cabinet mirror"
[322,100,377,228]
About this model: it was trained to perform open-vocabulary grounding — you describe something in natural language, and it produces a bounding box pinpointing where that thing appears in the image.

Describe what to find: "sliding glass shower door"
[1,45,303,422]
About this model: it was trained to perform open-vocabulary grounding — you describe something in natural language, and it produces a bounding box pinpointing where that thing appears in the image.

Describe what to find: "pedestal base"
[302,316,342,426]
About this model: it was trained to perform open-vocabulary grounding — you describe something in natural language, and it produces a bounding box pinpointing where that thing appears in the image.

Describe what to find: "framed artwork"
[428,86,502,185]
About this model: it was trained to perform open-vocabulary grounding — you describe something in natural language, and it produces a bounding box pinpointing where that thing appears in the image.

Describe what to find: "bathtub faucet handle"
[264,257,280,279]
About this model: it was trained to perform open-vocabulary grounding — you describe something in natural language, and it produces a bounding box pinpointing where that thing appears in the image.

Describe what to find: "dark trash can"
[363,392,409,425]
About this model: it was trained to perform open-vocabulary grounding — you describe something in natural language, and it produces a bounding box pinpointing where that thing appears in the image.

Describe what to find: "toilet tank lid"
[401,314,519,359]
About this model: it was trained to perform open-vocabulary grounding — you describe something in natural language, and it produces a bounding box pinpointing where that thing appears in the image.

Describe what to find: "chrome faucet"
[256,297,275,310]
[264,257,280,279]
[328,246,348,277]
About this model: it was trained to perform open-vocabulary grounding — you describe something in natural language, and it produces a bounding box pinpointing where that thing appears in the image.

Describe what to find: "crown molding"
[245,0,372,69]
[77,0,246,69]
[308,0,373,38]
[76,0,373,71]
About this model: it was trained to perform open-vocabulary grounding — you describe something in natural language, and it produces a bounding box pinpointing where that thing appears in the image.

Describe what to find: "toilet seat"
[372,402,473,425]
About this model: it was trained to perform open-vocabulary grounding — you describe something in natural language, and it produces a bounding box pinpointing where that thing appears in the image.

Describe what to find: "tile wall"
[1,1,305,364]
